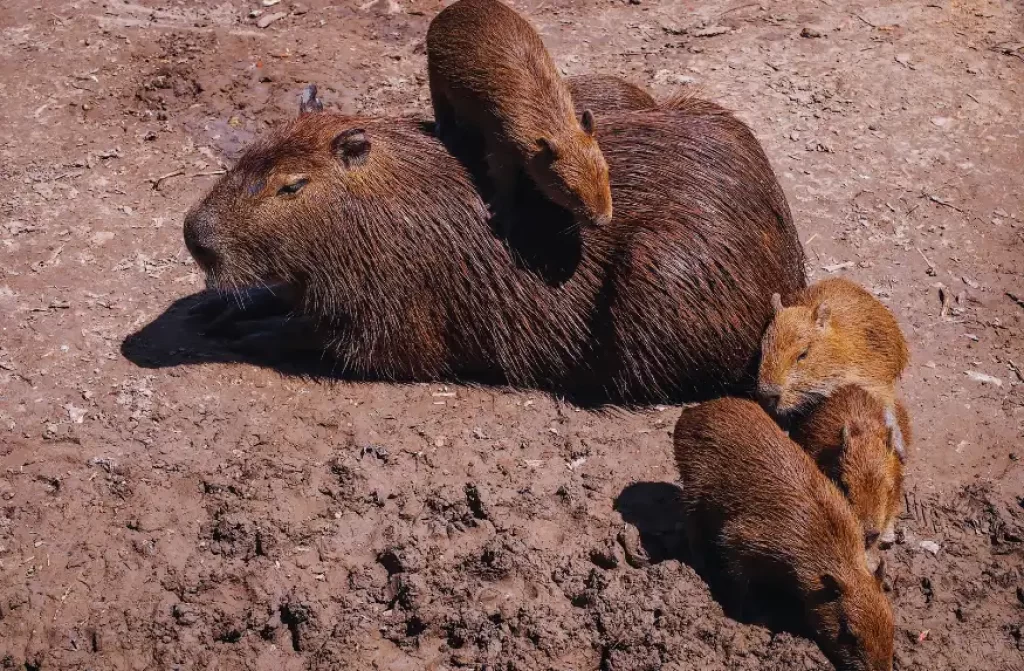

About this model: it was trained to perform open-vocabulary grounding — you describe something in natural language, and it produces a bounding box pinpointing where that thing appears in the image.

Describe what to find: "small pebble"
[257,11,287,28]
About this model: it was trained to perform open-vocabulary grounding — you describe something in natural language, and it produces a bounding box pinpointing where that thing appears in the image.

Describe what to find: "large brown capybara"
[183,89,805,404]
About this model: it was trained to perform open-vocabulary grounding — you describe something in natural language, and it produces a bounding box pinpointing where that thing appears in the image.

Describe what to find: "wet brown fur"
[427,0,613,226]
[673,398,894,671]
[565,75,656,114]
[758,278,910,417]
[791,386,910,550]
[183,97,805,404]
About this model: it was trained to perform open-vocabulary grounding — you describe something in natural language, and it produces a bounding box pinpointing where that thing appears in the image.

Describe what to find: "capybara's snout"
[183,205,220,274]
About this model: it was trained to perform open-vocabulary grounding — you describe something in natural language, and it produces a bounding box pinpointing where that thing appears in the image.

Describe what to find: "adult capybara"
[427,0,613,228]
[673,398,894,671]
[183,89,805,404]
[791,385,911,549]
[758,278,909,418]
[566,75,656,114]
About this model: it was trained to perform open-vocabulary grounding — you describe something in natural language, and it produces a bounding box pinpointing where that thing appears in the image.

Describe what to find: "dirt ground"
[1,0,1023,669]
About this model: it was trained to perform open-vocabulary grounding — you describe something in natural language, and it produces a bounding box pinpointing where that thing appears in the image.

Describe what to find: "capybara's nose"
[184,208,219,271]
[592,209,613,227]
[758,384,782,410]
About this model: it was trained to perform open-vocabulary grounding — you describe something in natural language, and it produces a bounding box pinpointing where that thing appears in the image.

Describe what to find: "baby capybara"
[183,89,805,404]
[673,398,894,671]
[566,75,656,114]
[427,0,613,228]
[758,278,909,418]
[792,385,911,549]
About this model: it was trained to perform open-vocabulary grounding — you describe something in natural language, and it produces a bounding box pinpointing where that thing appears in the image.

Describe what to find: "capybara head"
[812,565,894,671]
[531,109,613,227]
[183,120,370,291]
[793,386,908,549]
[758,292,849,417]
[183,87,487,305]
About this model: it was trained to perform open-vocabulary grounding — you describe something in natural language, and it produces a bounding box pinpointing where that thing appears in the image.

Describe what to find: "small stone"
[800,26,825,38]
[966,371,1003,387]
[919,540,941,555]
[931,116,951,128]
[257,11,287,28]
[694,25,731,37]
[64,404,87,424]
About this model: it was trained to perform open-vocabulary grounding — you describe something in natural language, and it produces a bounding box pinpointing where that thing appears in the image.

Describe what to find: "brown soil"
[1,1,1022,669]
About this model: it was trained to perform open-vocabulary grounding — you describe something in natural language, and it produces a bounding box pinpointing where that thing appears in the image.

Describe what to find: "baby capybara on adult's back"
[183,94,804,403]
[427,0,613,228]
[759,278,909,418]
[792,385,910,549]
[673,398,894,671]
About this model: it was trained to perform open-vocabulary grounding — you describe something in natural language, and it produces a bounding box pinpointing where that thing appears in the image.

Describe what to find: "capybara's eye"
[796,347,810,362]
[278,178,309,197]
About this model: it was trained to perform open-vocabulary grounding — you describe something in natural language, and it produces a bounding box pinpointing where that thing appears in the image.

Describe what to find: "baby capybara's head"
[793,385,908,550]
[813,566,894,671]
[758,292,848,417]
[839,412,904,550]
[531,109,613,227]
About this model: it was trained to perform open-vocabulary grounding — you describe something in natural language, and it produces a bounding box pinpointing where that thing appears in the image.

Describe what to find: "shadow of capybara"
[758,278,909,418]
[427,0,613,228]
[791,385,911,550]
[673,398,894,671]
[181,90,805,404]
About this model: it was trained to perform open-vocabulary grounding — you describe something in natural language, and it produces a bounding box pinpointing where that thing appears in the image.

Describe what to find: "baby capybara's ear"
[581,109,596,135]
[299,84,324,116]
[332,129,371,168]
[535,137,559,160]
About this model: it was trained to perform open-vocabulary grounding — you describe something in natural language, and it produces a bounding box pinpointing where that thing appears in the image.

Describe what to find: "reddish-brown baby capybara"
[673,398,894,671]
[182,89,805,404]
[565,75,656,114]
[791,385,911,549]
[758,278,909,418]
[427,0,613,227]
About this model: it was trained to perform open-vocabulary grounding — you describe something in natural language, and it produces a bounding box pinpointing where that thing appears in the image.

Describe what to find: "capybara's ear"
[814,302,831,329]
[299,84,324,116]
[333,129,371,168]
[816,573,843,604]
[770,293,784,314]
[581,109,596,135]
[536,137,559,159]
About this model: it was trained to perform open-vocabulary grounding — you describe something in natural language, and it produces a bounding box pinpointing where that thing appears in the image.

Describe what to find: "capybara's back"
[759,278,909,417]
[673,398,894,671]
[427,0,613,227]
[791,385,909,548]
[566,75,656,114]
[183,98,805,403]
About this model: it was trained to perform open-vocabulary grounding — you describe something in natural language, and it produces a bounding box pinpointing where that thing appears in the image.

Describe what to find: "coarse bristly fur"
[758,278,910,418]
[566,75,656,114]
[673,398,894,671]
[427,0,613,227]
[182,92,805,404]
[791,385,911,551]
